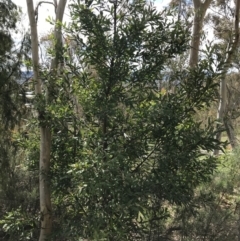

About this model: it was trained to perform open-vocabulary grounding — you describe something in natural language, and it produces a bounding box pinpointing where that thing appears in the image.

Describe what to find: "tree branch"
[203,0,212,9]
[51,0,67,69]
[26,0,41,94]
[35,1,56,17]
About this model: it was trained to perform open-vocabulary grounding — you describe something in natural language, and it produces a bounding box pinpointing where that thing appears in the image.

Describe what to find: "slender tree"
[175,0,240,151]
[189,0,212,67]
[26,1,67,240]
[214,0,240,154]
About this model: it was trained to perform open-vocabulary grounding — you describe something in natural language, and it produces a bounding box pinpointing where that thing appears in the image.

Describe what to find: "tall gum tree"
[214,0,240,154]
[26,0,67,240]
[189,0,212,67]
[222,0,240,148]
[187,0,240,152]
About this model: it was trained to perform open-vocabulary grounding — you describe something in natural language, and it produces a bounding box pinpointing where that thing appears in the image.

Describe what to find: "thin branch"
[35,1,56,14]
[131,142,160,173]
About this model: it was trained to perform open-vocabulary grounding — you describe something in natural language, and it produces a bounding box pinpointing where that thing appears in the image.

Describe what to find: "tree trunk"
[51,0,67,70]
[189,0,211,67]
[26,1,67,240]
[214,78,227,155]
[215,0,240,154]
[26,1,52,240]
[224,117,237,149]
[26,0,41,95]
[224,0,240,150]
[39,127,52,241]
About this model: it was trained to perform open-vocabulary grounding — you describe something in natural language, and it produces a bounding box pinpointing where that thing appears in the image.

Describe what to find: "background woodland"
[1,0,240,240]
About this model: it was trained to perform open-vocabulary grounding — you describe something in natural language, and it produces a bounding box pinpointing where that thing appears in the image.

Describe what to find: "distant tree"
[212,1,240,154]
[168,147,240,241]
[0,0,24,127]
[0,1,32,239]
[0,0,26,200]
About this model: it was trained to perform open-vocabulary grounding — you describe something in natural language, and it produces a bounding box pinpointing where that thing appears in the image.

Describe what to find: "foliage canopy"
[43,0,225,239]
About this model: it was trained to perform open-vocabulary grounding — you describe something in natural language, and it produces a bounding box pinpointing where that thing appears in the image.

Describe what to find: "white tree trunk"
[26,1,67,240]
[26,0,41,95]
[26,1,52,240]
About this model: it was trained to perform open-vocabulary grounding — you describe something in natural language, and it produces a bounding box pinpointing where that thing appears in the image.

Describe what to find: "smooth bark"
[189,0,211,67]
[26,1,67,240]
[39,127,52,241]
[26,0,41,95]
[51,0,67,71]
[26,1,52,240]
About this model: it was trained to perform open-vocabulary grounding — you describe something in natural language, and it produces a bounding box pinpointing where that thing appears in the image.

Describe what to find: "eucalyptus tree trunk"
[215,0,240,154]
[26,1,67,240]
[214,78,227,155]
[189,0,211,67]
